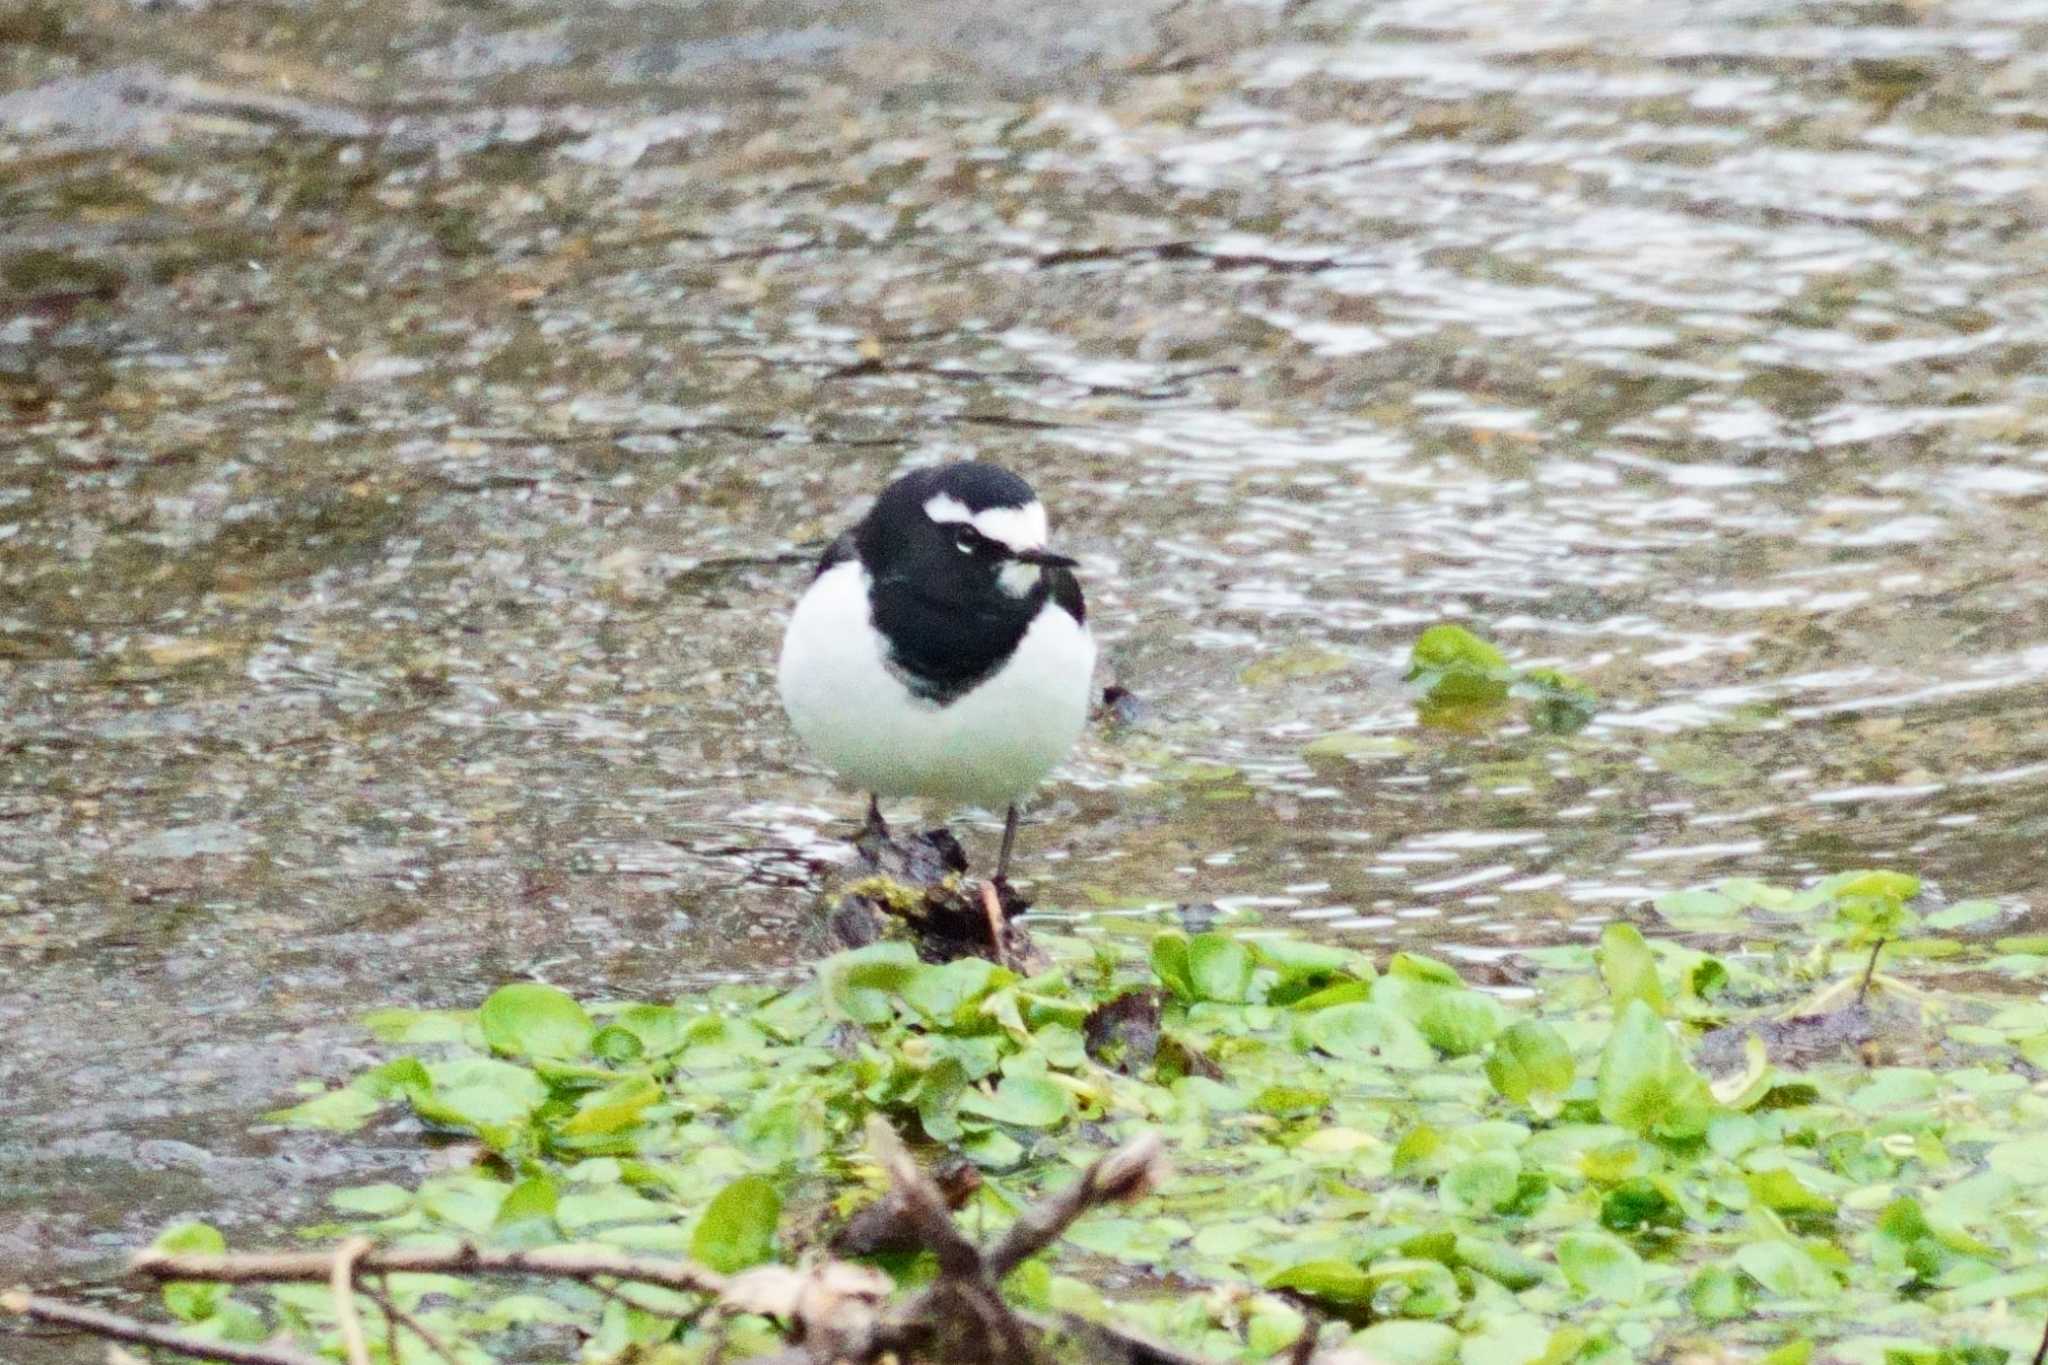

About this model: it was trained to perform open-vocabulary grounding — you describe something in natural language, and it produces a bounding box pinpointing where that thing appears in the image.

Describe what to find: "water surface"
[7,0,2048,1340]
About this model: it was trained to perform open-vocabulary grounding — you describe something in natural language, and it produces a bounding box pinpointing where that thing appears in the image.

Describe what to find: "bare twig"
[361,1280,459,1365]
[375,1276,399,1365]
[131,1244,727,1297]
[583,1275,701,1320]
[986,1133,1166,1280]
[331,1237,372,1365]
[2031,1307,2047,1365]
[1856,938,1886,1006]
[1021,1309,1218,1365]
[1286,1314,1321,1365]
[38,1125,1200,1365]
[980,880,1009,969]
[863,1116,983,1279]
[1,1290,325,1365]
[865,1129,1171,1365]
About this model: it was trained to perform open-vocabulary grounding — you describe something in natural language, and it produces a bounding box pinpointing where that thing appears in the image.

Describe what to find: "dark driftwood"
[826,826,1047,970]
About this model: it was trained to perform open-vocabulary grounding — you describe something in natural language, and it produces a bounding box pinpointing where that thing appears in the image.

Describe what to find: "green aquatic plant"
[1406,624,1597,734]
[23,876,2048,1365]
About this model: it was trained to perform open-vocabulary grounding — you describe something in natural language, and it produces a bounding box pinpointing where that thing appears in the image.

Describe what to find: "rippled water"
[7,0,2048,1332]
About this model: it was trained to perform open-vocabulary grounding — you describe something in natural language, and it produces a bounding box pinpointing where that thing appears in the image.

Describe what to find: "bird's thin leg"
[995,804,1020,883]
[861,794,890,843]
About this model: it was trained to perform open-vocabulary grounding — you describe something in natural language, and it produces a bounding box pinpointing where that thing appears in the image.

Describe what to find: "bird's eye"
[953,526,980,555]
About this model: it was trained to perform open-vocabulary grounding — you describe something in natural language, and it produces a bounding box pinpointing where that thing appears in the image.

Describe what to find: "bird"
[778,462,1095,884]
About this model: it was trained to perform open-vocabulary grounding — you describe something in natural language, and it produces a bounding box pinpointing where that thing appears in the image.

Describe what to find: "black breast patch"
[870,575,1049,707]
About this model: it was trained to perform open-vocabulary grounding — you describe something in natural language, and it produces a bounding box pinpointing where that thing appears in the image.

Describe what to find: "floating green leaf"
[329,1184,411,1217]
[1187,933,1254,1003]
[151,1223,228,1322]
[265,1085,384,1132]
[958,1074,1070,1128]
[559,1075,661,1138]
[690,1175,780,1272]
[1150,932,1195,1002]
[1301,1001,1435,1068]
[1557,1229,1644,1304]
[1408,624,1510,694]
[821,941,920,1024]
[1734,1239,1839,1301]
[1596,1000,1714,1138]
[1516,667,1598,734]
[1486,1020,1575,1114]
[1597,923,1669,1017]
[479,982,594,1060]
[1266,1259,1372,1306]
[1352,1320,1461,1365]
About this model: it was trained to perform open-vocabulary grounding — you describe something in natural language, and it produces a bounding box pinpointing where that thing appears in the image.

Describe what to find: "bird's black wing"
[1046,565,1086,626]
[813,530,858,580]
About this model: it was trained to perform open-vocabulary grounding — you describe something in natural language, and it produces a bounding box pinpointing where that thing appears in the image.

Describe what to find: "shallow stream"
[6,0,2048,1346]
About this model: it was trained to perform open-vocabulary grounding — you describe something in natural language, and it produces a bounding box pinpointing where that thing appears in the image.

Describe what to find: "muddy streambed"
[6,0,2048,1347]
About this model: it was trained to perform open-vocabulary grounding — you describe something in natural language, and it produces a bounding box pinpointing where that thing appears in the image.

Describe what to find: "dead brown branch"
[130,1243,728,1297]
[985,1132,1166,1280]
[980,880,1010,968]
[362,1279,459,1365]
[331,1236,372,1365]
[0,1290,325,1365]
[869,1123,1172,1365]
[13,1125,1267,1365]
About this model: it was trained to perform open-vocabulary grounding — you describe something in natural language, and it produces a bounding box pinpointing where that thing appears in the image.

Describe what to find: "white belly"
[777,561,1096,810]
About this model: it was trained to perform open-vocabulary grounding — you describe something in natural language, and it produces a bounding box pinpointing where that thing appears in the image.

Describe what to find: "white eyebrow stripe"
[970,502,1047,551]
[922,494,1050,552]
[923,493,973,525]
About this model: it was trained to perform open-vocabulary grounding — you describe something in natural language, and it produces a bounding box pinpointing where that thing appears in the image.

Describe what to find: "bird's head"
[861,462,1078,599]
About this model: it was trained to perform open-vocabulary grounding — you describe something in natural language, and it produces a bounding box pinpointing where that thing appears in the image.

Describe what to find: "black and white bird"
[778,462,1095,882]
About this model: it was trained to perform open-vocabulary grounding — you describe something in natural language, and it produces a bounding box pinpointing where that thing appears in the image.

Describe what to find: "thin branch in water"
[1286,1313,1321,1365]
[985,1133,1166,1280]
[1,1290,325,1365]
[131,1244,727,1298]
[362,1279,459,1365]
[1857,938,1886,1007]
[376,1276,398,1365]
[980,880,1009,969]
[331,1237,372,1365]
[863,1115,983,1279]
[583,1276,700,1321]
[1020,1309,1218,1365]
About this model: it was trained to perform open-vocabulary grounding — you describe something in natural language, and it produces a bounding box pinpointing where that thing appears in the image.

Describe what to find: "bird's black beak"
[1014,547,1079,569]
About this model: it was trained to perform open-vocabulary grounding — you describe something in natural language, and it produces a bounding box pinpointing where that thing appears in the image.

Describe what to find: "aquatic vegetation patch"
[39,874,2048,1364]
[1406,624,1597,735]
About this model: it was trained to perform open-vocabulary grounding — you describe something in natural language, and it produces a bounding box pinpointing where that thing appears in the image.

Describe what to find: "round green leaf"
[480,982,594,1060]
[1557,1229,1644,1304]
[1188,933,1254,1003]
[1597,923,1669,1017]
[1734,1240,1839,1300]
[1301,1002,1434,1068]
[1266,1259,1372,1306]
[1487,1020,1575,1108]
[1354,1320,1461,1365]
[1596,1000,1714,1138]
[691,1175,781,1272]
[958,1074,1070,1128]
